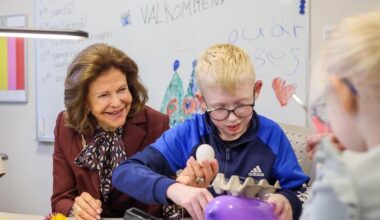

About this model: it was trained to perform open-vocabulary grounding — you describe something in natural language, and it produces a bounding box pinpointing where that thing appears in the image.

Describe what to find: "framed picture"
[0,14,27,103]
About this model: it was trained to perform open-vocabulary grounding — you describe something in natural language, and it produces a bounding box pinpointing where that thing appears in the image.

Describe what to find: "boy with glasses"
[113,44,309,220]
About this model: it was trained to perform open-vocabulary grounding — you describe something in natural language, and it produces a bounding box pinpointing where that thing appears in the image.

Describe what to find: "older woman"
[51,43,169,219]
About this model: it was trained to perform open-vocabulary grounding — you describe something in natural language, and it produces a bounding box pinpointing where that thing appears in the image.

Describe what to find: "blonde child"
[301,10,380,220]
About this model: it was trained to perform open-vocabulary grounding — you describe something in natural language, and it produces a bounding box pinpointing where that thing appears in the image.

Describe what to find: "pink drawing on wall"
[272,77,297,107]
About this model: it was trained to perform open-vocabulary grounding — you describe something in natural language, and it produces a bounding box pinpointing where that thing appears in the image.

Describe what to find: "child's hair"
[322,9,380,100]
[195,44,255,95]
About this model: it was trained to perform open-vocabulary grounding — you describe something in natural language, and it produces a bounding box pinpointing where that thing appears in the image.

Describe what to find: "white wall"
[311,0,380,63]
[0,0,380,215]
[0,0,54,215]
[309,0,380,100]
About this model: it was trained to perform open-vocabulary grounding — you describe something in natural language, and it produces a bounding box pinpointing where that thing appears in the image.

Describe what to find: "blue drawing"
[299,0,306,15]
[173,59,180,71]
[121,11,131,26]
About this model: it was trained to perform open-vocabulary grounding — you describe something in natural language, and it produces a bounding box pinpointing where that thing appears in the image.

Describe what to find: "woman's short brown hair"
[64,43,148,135]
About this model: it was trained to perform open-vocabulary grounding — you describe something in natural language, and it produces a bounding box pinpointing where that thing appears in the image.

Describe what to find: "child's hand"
[176,156,218,188]
[329,135,345,151]
[167,183,213,220]
[306,133,326,159]
[306,133,345,159]
[265,193,292,220]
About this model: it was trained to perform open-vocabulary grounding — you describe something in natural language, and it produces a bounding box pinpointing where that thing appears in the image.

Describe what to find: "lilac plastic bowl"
[205,195,277,220]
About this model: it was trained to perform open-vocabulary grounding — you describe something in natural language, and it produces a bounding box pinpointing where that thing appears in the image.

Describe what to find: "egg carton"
[211,173,281,199]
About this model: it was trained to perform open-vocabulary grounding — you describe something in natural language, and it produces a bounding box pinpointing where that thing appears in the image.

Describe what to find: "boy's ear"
[329,76,357,114]
[195,91,207,112]
[254,80,263,100]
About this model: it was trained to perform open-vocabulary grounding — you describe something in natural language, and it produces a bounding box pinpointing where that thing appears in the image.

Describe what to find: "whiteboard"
[35,0,309,142]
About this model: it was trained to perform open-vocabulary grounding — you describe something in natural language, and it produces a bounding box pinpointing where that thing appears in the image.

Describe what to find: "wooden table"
[0,212,122,220]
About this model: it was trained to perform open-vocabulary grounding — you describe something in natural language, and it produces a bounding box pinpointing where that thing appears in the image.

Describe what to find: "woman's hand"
[72,192,102,220]
[176,156,219,188]
[167,183,214,220]
[265,193,292,220]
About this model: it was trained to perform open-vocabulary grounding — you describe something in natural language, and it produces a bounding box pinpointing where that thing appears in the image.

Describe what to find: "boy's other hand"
[167,183,213,220]
[176,156,219,188]
[266,193,292,220]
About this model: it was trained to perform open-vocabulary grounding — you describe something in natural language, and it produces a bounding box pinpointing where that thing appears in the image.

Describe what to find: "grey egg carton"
[211,173,281,199]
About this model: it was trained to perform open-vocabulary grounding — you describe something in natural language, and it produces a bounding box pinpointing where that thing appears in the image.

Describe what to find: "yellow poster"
[0,37,8,90]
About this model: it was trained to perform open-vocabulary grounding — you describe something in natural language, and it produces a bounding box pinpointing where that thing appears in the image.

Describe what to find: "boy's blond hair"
[195,44,255,95]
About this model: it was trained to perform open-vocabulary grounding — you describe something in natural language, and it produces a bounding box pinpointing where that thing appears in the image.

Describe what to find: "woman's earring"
[81,134,87,148]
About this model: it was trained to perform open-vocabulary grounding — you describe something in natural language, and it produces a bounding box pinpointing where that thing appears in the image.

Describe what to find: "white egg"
[196,144,215,164]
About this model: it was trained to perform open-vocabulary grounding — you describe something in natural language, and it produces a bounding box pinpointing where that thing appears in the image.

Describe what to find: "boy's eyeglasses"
[310,78,358,133]
[206,103,255,121]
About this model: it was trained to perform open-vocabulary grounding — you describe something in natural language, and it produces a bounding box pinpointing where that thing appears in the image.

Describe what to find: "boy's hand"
[266,193,292,220]
[72,192,102,220]
[167,183,214,220]
[176,156,219,188]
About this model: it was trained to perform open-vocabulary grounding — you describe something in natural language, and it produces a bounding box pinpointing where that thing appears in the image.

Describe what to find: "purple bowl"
[205,195,277,220]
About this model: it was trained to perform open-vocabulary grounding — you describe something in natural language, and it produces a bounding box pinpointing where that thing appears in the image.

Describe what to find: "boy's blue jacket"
[113,113,309,219]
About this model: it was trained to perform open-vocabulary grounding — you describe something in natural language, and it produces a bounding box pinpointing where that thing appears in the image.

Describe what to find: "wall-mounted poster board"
[0,14,27,103]
[35,0,309,142]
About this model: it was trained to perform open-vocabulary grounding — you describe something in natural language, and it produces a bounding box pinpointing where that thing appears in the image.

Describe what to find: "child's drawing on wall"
[160,60,184,127]
[182,60,201,118]
[161,59,203,127]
